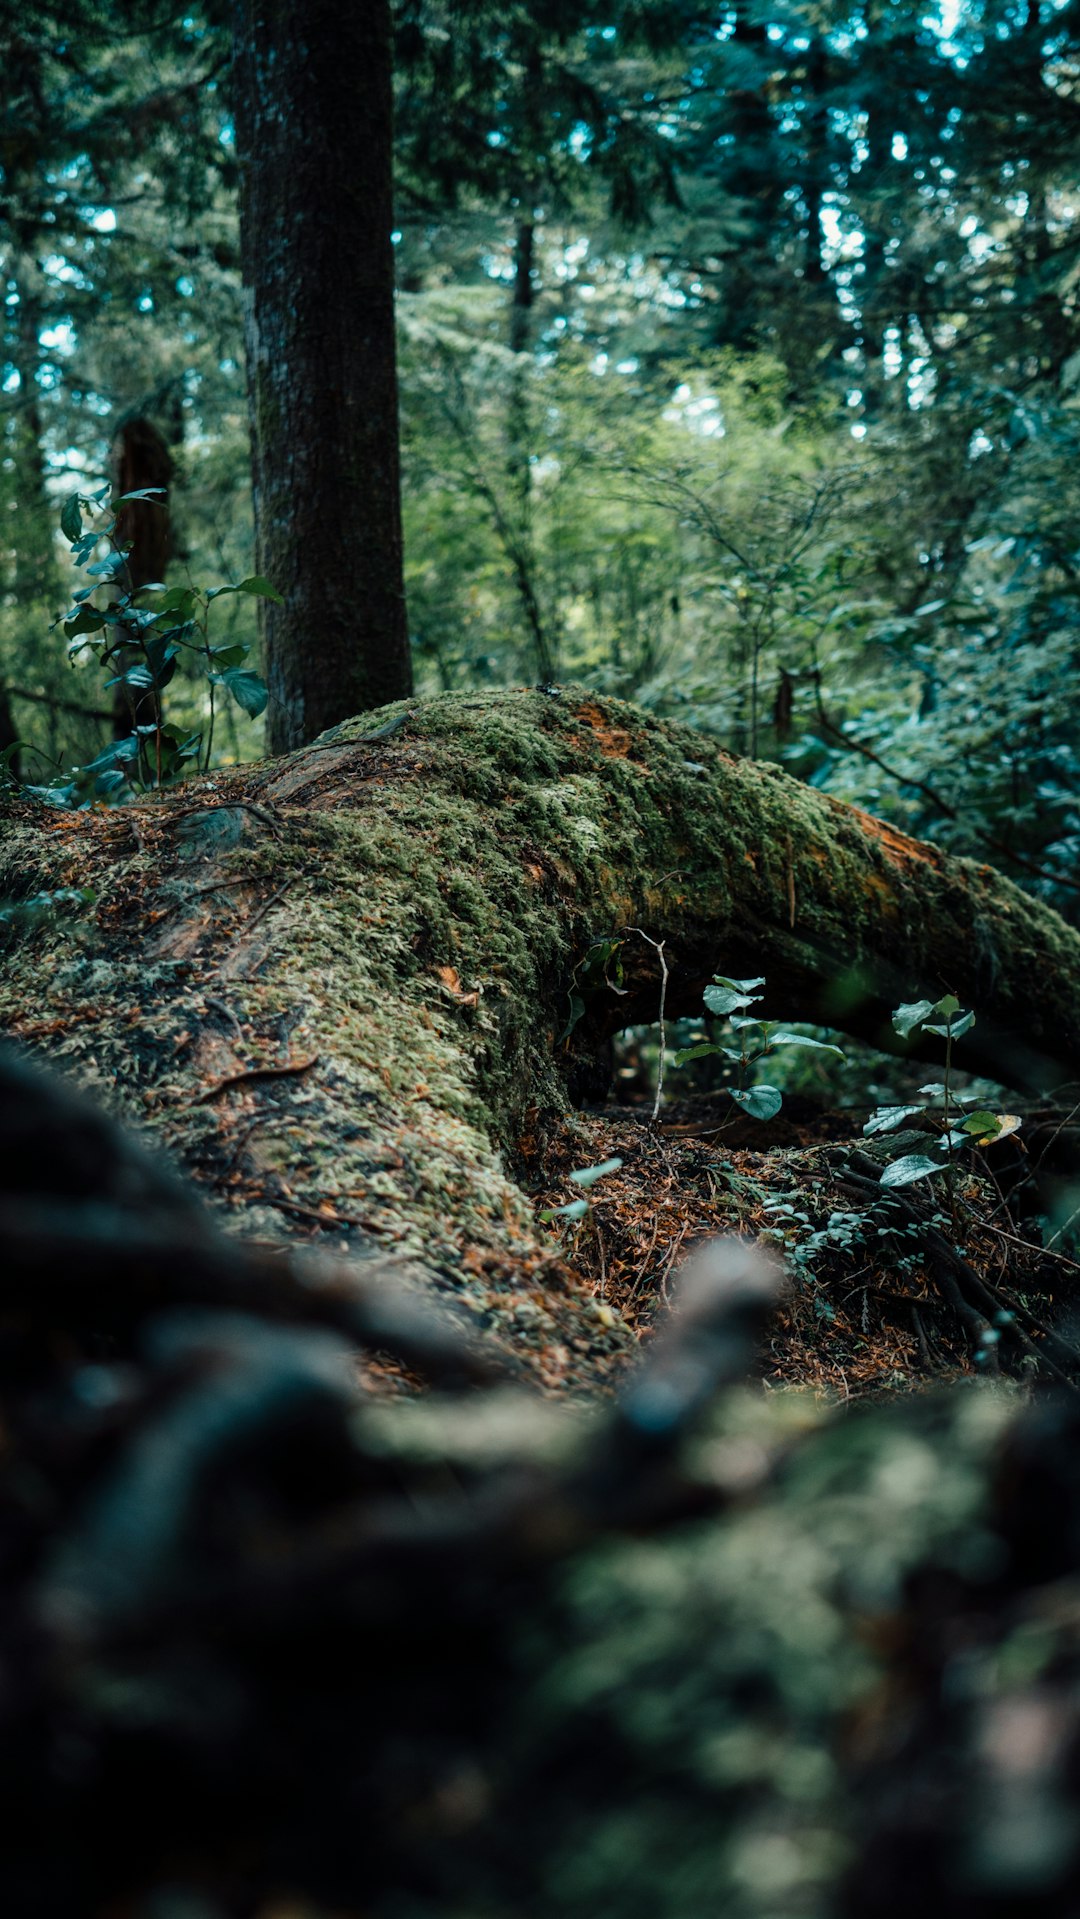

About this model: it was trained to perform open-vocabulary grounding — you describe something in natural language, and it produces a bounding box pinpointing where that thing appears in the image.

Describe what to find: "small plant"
[673,974,843,1124]
[540,1156,624,1313]
[540,1156,623,1226]
[46,484,280,799]
[867,995,1021,1190]
[0,886,95,943]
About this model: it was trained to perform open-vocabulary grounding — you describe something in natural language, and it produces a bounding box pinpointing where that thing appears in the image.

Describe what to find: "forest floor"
[525,1088,1077,1402]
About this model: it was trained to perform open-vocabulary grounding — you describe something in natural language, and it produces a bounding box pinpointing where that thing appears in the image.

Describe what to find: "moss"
[3,686,1080,1384]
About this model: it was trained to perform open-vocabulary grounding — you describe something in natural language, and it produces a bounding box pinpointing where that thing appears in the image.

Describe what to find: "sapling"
[673,975,843,1125]
[868,995,1021,1197]
[41,484,279,800]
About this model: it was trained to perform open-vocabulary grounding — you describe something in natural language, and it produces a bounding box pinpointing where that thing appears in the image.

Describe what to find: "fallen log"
[1,686,1079,1379]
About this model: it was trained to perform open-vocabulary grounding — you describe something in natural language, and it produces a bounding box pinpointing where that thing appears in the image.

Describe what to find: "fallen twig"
[191,1054,320,1104]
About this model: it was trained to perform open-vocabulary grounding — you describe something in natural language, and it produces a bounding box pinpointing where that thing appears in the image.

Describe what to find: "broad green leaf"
[705,980,763,1016]
[569,1157,623,1187]
[672,1041,722,1066]
[207,575,284,605]
[216,666,268,718]
[730,1084,782,1121]
[26,782,77,807]
[63,605,107,639]
[892,999,935,1038]
[933,993,961,1018]
[86,552,126,581]
[864,1103,925,1136]
[539,1197,590,1223]
[769,1033,845,1057]
[923,1010,975,1040]
[79,735,140,775]
[146,585,199,617]
[880,1154,944,1187]
[235,574,284,603]
[60,495,82,542]
[557,993,585,1045]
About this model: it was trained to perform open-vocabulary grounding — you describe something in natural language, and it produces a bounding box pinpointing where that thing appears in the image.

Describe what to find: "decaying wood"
[2,686,1080,1384]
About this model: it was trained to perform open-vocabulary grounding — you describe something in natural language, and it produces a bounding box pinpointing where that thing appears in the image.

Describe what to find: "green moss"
[3,685,1080,1359]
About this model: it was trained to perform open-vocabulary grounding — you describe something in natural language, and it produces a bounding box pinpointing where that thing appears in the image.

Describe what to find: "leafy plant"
[673,975,843,1125]
[540,1157,623,1226]
[0,886,95,941]
[51,485,280,798]
[867,995,1021,1190]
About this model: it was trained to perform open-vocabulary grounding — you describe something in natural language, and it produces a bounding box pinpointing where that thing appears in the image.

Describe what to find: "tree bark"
[232,0,412,754]
[2,687,1079,1370]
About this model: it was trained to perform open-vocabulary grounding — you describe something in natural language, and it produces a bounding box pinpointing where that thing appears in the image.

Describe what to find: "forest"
[4,0,1080,1913]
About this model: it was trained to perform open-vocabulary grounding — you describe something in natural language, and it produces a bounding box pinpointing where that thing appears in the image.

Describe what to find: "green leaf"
[117,487,166,504]
[210,643,248,668]
[933,994,961,1018]
[704,977,764,1016]
[235,574,284,603]
[78,735,140,775]
[207,575,284,605]
[94,768,129,796]
[63,605,107,639]
[215,666,268,718]
[86,553,126,581]
[146,585,199,617]
[730,1085,782,1121]
[557,993,586,1045]
[539,1197,590,1223]
[769,1033,845,1057]
[568,1157,623,1187]
[60,495,83,542]
[923,1010,976,1040]
[672,1041,722,1066]
[864,1104,925,1136]
[880,1154,944,1187]
[892,999,936,1038]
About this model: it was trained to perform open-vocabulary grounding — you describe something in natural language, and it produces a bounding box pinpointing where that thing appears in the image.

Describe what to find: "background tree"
[231,0,412,752]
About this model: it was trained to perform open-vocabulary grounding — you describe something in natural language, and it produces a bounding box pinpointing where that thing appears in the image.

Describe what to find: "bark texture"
[1,687,1079,1381]
[232,0,412,752]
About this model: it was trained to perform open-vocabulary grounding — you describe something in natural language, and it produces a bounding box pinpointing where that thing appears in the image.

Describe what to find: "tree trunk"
[111,416,174,739]
[2,686,1080,1376]
[232,0,412,754]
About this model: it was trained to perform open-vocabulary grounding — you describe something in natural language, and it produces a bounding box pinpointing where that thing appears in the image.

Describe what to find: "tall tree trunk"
[505,216,559,682]
[232,0,412,753]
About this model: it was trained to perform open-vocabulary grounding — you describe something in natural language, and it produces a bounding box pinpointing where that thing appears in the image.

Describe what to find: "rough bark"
[1,687,1079,1380]
[232,0,412,753]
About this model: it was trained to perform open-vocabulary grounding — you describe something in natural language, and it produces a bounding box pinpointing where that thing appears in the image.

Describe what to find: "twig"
[256,1191,393,1234]
[202,995,245,1041]
[191,1055,320,1104]
[241,881,296,938]
[626,928,668,1120]
[657,1221,690,1305]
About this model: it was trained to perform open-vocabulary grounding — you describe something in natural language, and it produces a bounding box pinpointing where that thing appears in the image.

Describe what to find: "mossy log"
[2,687,1078,1380]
